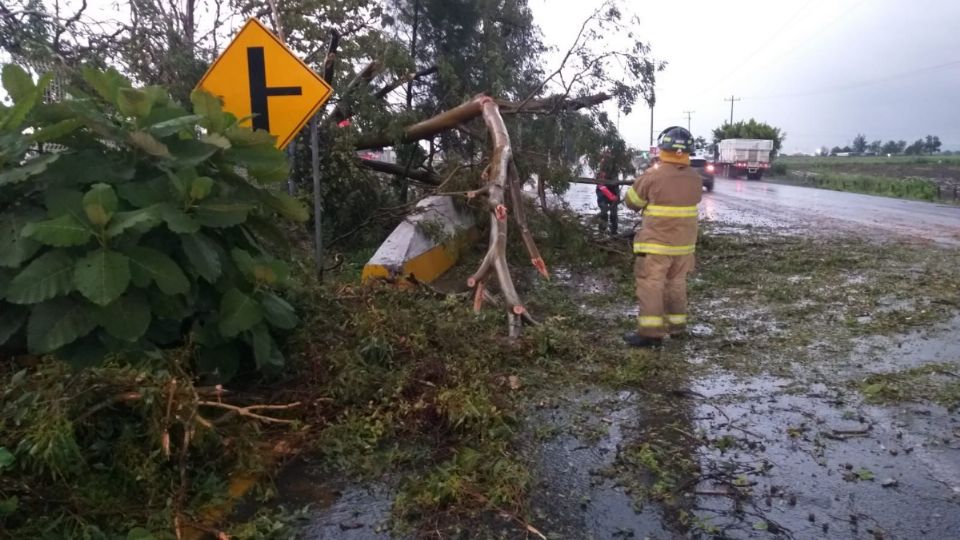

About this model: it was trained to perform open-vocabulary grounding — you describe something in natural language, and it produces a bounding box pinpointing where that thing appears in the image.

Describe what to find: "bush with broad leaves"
[0,64,307,380]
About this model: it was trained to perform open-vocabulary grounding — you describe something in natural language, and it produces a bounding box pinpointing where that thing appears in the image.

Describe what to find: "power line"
[691,0,868,108]
[693,0,816,101]
[745,59,960,100]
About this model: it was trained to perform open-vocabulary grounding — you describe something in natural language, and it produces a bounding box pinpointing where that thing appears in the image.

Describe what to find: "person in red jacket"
[595,149,621,235]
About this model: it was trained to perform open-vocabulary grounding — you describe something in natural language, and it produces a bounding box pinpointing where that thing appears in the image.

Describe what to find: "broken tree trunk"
[466,97,537,337]
[356,158,443,186]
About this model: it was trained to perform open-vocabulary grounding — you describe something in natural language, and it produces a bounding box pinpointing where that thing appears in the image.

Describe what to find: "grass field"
[775,154,960,201]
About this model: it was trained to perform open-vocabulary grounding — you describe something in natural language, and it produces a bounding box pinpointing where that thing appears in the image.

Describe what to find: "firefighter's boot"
[623,332,663,348]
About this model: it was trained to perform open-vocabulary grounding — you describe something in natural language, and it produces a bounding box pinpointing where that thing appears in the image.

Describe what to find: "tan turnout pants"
[634,253,695,338]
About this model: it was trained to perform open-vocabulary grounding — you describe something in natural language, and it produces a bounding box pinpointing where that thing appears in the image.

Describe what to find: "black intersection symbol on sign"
[246,47,302,132]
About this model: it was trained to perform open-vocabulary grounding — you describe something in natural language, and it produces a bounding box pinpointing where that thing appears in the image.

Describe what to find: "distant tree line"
[824,134,943,156]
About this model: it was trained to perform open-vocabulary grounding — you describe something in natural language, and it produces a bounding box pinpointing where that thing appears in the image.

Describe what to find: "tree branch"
[198,400,302,425]
[357,158,442,186]
[354,93,610,150]
[374,65,438,100]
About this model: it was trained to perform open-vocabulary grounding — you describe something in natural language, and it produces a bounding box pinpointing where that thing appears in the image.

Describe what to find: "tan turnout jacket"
[624,162,702,255]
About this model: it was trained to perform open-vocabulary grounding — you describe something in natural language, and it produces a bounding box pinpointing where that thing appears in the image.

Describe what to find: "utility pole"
[724,95,741,125]
[683,110,695,132]
[649,106,654,147]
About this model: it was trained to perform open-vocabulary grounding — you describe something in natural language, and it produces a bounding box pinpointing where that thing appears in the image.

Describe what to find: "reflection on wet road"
[560,178,960,245]
[704,177,960,245]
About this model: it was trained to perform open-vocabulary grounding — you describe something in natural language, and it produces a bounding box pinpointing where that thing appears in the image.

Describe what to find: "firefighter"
[595,149,620,235]
[622,126,702,347]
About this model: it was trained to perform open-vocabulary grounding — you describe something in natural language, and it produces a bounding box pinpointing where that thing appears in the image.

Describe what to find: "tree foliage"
[0,64,305,379]
[852,133,867,154]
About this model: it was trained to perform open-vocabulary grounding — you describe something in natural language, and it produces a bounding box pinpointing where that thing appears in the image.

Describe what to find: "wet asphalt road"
[702,177,960,245]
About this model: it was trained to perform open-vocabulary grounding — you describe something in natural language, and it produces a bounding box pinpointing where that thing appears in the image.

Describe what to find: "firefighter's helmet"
[657,126,693,154]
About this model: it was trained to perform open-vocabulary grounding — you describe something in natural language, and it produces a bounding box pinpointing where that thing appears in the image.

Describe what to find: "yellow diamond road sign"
[196,18,333,149]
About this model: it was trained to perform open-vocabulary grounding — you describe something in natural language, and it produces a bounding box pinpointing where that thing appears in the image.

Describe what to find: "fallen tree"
[346,93,611,336]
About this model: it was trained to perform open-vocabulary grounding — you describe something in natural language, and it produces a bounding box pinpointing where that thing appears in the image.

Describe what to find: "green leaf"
[126,246,189,295]
[190,89,228,132]
[196,343,239,382]
[0,496,17,516]
[27,297,97,353]
[259,292,298,330]
[0,446,14,470]
[167,139,219,166]
[224,124,275,146]
[142,86,169,107]
[181,233,222,282]
[6,251,75,304]
[148,287,192,320]
[127,528,156,540]
[194,200,252,228]
[231,248,256,277]
[106,208,161,237]
[82,66,130,104]
[0,304,26,345]
[190,176,214,201]
[95,290,151,342]
[74,249,130,306]
[262,190,309,222]
[83,183,118,226]
[0,214,42,268]
[44,188,84,218]
[117,88,153,118]
[117,176,173,207]
[0,67,49,129]
[201,133,231,149]
[0,153,59,186]
[129,131,170,158]
[147,114,202,138]
[31,118,83,143]
[250,323,273,369]
[156,204,199,233]
[856,468,875,481]
[41,149,135,186]
[226,144,289,183]
[22,214,93,247]
[2,64,34,103]
[218,288,263,337]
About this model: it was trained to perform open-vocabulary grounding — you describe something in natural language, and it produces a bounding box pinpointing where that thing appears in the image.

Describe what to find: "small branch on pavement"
[198,400,302,425]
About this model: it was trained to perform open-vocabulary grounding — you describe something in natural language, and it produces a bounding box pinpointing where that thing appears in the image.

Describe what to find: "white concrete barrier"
[361,195,478,284]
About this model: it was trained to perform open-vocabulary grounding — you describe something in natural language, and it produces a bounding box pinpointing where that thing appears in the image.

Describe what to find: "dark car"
[690,157,715,192]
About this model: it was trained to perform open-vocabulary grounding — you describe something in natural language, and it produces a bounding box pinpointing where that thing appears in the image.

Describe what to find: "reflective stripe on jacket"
[624,163,702,256]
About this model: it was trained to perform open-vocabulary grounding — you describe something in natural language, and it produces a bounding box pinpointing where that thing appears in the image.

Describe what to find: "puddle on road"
[676,370,960,539]
[851,314,960,374]
[271,459,396,539]
[525,388,674,539]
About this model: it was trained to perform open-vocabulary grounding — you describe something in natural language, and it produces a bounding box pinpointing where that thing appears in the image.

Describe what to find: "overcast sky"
[531,0,960,153]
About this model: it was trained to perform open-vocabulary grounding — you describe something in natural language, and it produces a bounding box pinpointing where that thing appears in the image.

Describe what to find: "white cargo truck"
[717,139,774,180]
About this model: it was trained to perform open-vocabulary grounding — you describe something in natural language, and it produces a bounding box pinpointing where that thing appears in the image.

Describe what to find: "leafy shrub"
[769,161,788,176]
[0,64,307,379]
